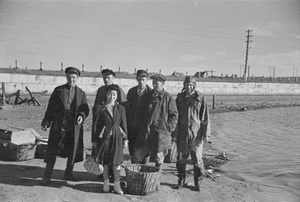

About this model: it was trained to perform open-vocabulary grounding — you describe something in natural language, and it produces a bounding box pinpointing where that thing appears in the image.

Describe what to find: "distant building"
[194,71,209,78]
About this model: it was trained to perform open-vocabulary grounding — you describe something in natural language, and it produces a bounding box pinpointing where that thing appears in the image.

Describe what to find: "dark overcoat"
[91,103,127,166]
[126,85,151,127]
[135,89,178,152]
[41,84,89,164]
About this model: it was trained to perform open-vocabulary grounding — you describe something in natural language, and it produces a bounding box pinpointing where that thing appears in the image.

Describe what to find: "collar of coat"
[177,90,203,103]
[151,88,165,98]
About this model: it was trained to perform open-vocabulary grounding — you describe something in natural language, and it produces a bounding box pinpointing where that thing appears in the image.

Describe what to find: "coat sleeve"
[41,87,58,127]
[119,87,127,103]
[200,96,211,138]
[91,105,102,142]
[120,106,128,141]
[167,95,178,133]
[77,91,89,121]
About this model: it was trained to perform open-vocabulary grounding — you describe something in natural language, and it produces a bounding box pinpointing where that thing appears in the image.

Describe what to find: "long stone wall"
[1,73,300,95]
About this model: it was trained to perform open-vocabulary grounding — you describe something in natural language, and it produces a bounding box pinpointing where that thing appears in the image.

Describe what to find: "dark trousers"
[43,152,74,179]
[44,131,75,179]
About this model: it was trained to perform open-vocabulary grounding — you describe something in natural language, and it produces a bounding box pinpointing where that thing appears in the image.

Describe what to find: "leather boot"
[112,166,123,194]
[103,165,110,192]
[63,164,77,181]
[40,161,55,186]
[194,166,202,191]
[103,179,110,192]
[175,163,186,189]
[114,181,123,195]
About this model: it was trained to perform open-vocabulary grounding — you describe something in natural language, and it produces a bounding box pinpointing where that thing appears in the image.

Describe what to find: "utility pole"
[293,67,298,77]
[244,30,253,81]
[240,65,243,78]
[268,66,275,79]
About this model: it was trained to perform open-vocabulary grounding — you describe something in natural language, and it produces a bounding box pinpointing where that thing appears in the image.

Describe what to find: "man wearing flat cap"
[40,66,89,185]
[133,73,178,176]
[126,69,152,158]
[93,68,126,106]
[174,76,210,191]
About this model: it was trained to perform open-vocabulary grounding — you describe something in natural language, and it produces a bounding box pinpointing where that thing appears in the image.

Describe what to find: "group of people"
[39,66,211,195]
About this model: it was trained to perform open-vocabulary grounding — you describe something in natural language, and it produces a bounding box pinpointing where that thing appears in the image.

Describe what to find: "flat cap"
[65,66,80,76]
[150,73,166,82]
[136,69,149,77]
[102,69,115,77]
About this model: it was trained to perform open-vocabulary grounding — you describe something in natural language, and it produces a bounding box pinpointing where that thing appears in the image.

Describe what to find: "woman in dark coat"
[91,84,128,195]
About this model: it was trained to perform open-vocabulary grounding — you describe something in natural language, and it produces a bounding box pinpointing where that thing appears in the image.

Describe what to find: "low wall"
[1,73,300,95]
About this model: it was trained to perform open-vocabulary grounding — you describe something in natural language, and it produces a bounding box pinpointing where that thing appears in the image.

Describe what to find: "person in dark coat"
[93,68,127,106]
[40,67,89,185]
[133,74,178,170]
[91,84,128,195]
[175,76,210,191]
[126,69,151,157]
[92,68,127,181]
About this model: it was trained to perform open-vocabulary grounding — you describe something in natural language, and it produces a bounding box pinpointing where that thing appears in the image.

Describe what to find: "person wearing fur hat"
[174,76,211,191]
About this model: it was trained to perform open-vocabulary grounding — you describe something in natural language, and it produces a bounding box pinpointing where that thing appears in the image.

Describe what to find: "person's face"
[184,82,195,94]
[106,90,118,104]
[152,79,164,92]
[103,74,114,86]
[66,73,78,87]
[137,76,148,89]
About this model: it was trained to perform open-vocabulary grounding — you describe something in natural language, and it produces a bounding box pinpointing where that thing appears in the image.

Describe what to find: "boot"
[112,166,123,194]
[40,161,55,186]
[114,181,123,195]
[63,164,77,181]
[103,179,110,192]
[194,166,203,191]
[175,163,186,189]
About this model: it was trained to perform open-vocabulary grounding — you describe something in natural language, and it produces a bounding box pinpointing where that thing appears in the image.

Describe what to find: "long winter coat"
[41,84,89,164]
[126,85,152,127]
[91,103,127,166]
[175,90,210,151]
[135,89,178,152]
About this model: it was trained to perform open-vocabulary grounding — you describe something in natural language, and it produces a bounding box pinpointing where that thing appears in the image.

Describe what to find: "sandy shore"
[0,103,299,202]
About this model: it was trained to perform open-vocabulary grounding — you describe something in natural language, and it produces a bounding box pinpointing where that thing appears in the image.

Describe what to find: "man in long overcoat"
[133,74,178,169]
[40,67,89,185]
[126,69,151,157]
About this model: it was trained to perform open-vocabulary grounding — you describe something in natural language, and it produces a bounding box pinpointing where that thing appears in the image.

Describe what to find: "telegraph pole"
[268,66,275,79]
[244,30,253,81]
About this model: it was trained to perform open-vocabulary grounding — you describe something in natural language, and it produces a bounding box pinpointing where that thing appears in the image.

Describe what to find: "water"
[210,107,300,197]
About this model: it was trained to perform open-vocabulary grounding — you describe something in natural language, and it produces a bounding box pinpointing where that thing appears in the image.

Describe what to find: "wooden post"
[212,95,216,109]
[1,82,6,105]
[40,61,43,70]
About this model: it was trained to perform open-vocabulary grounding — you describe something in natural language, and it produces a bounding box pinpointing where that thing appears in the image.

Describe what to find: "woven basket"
[0,140,37,161]
[125,164,160,196]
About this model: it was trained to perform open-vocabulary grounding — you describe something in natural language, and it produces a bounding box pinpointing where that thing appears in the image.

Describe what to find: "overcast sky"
[0,0,299,77]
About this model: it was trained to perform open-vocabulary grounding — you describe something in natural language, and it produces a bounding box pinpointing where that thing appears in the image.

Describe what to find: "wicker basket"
[125,164,160,196]
[0,140,37,161]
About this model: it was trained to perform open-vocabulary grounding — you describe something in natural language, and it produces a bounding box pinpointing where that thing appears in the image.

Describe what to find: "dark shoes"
[39,178,51,186]
[175,177,185,189]
[194,176,202,191]
[63,174,78,181]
